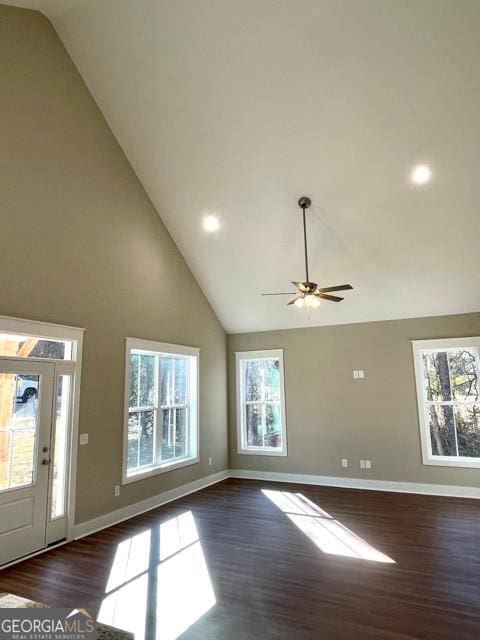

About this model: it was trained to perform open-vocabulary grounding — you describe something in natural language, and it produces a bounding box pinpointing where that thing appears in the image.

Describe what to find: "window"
[236,349,287,456]
[412,337,480,468]
[0,333,73,359]
[123,338,199,483]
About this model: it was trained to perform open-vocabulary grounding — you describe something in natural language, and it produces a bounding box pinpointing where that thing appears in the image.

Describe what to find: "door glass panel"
[0,373,40,491]
[0,334,73,360]
[51,375,71,519]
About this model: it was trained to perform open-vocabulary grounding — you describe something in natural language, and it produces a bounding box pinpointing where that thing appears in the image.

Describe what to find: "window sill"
[122,455,199,485]
[237,447,287,457]
[422,456,480,469]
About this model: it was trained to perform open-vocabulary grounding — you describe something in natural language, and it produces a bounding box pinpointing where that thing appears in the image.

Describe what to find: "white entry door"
[0,359,55,565]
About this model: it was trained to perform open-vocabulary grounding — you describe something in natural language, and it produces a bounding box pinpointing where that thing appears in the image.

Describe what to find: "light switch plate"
[365,460,371,469]
[360,459,366,469]
[353,370,359,379]
[358,370,365,379]
[79,433,89,446]
[341,458,348,468]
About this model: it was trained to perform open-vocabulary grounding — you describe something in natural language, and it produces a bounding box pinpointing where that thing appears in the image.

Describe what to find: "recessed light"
[202,214,220,232]
[411,164,432,185]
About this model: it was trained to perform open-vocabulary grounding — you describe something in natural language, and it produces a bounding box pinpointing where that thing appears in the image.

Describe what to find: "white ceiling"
[4,0,480,333]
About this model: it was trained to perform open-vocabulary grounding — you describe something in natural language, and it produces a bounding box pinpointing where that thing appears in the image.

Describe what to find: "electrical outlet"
[79,433,89,446]
[365,460,371,469]
[114,485,120,497]
[341,458,348,468]
[360,459,366,469]
[208,457,212,466]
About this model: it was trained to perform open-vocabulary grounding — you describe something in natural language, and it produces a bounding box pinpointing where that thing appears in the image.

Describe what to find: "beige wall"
[0,5,228,524]
[229,312,480,487]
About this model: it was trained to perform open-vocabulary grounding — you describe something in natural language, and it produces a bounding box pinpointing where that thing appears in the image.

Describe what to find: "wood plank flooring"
[1,478,479,639]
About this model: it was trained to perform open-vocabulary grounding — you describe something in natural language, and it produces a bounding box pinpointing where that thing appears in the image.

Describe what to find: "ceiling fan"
[262,196,353,308]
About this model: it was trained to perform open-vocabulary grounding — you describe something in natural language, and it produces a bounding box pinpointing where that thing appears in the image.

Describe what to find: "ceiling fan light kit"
[262,196,353,309]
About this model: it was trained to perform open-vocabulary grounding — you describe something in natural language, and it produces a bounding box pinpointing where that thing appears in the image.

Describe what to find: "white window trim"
[236,349,287,457]
[122,337,200,484]
[412,336,480,469]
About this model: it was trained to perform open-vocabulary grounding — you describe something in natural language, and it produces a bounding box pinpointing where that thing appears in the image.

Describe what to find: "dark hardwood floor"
[1,478,480,639]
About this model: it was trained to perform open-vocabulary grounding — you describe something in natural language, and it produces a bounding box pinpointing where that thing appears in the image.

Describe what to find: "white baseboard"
[229,469,480,499]
[73,469,229,539]
[73,466,479,541]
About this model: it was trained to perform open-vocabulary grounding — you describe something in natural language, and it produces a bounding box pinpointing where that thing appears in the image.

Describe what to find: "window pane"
[139,354,156,407]
[245,403,282,448]
[0,374,39,491]
[0,334,72,359]
[127,410,154,471]
[244,359,280,402]
[160,407,188,461]
[51,375,71,520]
[422,352,452,401]
[130,353,156,409]
[160,357,188,406]
[245,403,263,447]
[428,404,457,456]
[174,359,187,404]
[448,349,479,401]
[160,357,174,406]
[161,408,175,461]
[129,353,139,408]
[265,361,280,402]
[456,404,480,457]
[175,408,187,458]
[244,361,262,402]
[265,403,282,441]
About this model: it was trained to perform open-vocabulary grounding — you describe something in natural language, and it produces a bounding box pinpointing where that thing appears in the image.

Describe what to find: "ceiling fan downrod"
[298,196,312,285]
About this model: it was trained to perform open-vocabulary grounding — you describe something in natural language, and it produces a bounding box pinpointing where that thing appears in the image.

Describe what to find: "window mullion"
[172,357,176,460]
[445,354,460,457]
[173,406,176,459]
[156,355,163,465]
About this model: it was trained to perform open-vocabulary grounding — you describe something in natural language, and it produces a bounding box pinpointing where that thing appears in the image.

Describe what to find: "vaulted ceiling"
[5,0,480,332]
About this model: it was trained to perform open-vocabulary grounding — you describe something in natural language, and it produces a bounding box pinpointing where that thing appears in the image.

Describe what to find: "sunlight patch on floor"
[262,490,395,564]
[98,511,216,640]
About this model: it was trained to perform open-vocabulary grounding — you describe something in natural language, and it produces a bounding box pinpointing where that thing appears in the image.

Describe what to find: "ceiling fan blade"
[317,293,344,302]
[262,292,296,296]
[317,284,353,293]
[287,297,300,306]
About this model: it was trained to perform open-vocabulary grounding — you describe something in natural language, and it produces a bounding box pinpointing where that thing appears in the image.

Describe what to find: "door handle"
[42,445,49,453]
[42,458,51,466]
